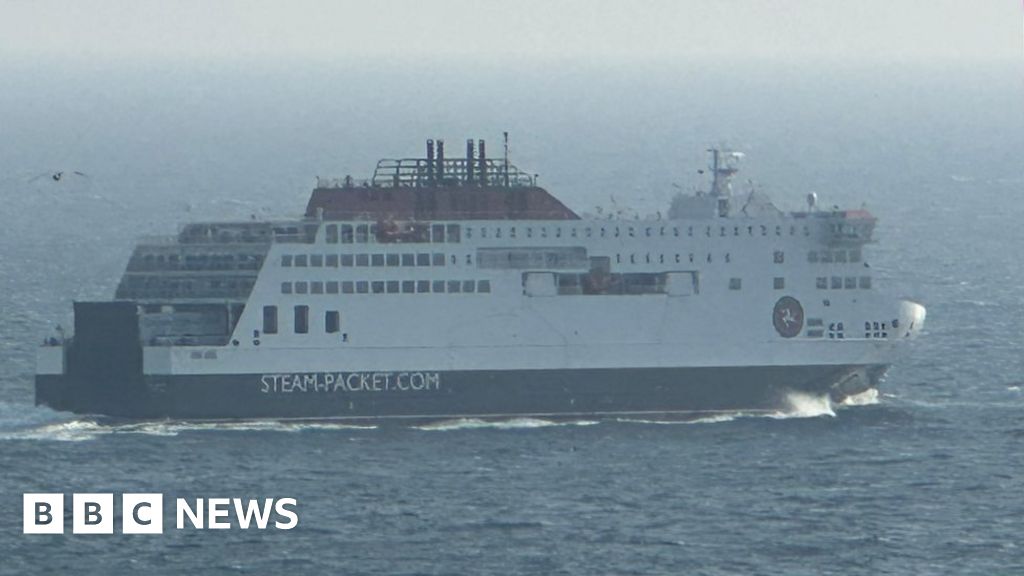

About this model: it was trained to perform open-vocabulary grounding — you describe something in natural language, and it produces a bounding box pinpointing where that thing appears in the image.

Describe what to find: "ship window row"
[283,252,458,268]
[808,249,861,264]
[323,223,460,244]
[864,321,889,339]
[464,224,811,240]
[525,271,698,296]
[132,252,264,272]
[262,306,343,336]
[281,279,491,295]
[477,247,588,270]
[615,252,733,265]
[815,276,872,289]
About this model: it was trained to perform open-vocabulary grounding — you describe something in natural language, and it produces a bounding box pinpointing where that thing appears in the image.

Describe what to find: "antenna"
[503,131,510,187]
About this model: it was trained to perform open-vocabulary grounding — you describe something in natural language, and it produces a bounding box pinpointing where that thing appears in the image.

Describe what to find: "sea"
[1,59,1022,575]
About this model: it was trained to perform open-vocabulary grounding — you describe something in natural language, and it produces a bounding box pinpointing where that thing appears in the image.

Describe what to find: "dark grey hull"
[35,364,887,421]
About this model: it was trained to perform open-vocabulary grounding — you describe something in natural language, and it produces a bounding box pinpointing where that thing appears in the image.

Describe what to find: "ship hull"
[35,364,886,421]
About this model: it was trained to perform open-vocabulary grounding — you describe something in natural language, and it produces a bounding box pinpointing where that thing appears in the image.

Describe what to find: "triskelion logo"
[23,494,298,534]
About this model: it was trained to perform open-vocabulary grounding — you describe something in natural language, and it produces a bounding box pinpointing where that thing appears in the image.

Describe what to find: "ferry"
[35,137,926,420]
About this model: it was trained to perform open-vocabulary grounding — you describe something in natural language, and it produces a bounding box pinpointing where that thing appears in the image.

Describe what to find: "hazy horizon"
[2,1,1021,66]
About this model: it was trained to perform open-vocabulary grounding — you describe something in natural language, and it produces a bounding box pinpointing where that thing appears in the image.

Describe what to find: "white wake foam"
[839,388,880,406]
[772,391,836,419]
[615,413,745,425]
[0,415,378,441]
[414,417,599,431]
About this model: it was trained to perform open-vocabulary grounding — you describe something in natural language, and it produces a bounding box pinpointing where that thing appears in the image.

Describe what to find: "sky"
[1,0,1021,65]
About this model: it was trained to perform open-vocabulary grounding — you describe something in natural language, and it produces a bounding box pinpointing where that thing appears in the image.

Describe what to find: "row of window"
[464,223,813,240]
[808,249,862,264]
[284,250,764,270]
[133,252,264,272]
[283,252,454,268]
[262,306,341,335]
[323,223,462,244]
[281,279,492,295]
[816,276,872,290]
[615,252,740,265]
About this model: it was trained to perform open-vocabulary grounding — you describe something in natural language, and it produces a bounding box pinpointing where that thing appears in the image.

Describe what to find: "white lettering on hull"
[259,372,442,394]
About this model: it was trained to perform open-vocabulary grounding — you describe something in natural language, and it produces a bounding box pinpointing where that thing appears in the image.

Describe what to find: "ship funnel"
[436,139,445,179]
[478,139,487,185]
[426,139,435,183]
[466,139,475,184]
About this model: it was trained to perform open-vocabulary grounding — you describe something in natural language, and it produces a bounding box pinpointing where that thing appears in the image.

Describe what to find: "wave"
[413,417,599,431]
[614,413,747,425]
[771,390,836,419]
[0,403,379,441]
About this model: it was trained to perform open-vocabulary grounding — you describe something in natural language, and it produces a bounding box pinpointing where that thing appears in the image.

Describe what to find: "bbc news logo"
[23,494,298,534]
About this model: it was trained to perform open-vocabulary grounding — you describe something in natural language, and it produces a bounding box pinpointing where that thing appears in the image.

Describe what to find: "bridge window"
[386,253,399,267]
[311,281,324,294]
[371,254,384,267]
[859,276,872,289]
[342,281,354,294]
[355,224,369,243]
[294,305,309,334]
[447,280,461,293]
[356,254,369,267]
[831,276,842,289]
[463,280,475,293]
[294,255,307,267]
[844,277,856,289]
[816,277,828,289]
[326,254,338,267]
[326,281,339,294]
[372,281,385,294]
[401,253,415,267]
[326,224,338,244]
[281,255,293,267]
[311,254,323,267]
[341,254,354,267]
[431,224,445,243]
[432,280,445,293]
[478,280,491,293]
[417,253,430,266]
[432,253,445,266]
[281,282,292,294]
[356,281,368,294]
[387,281,400,294]
[729,278,742,290]
[262,306,278,334]
[295,282,308,294]
[402,281,415,293]
[417,280,430,293]
[341,225,353,243]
